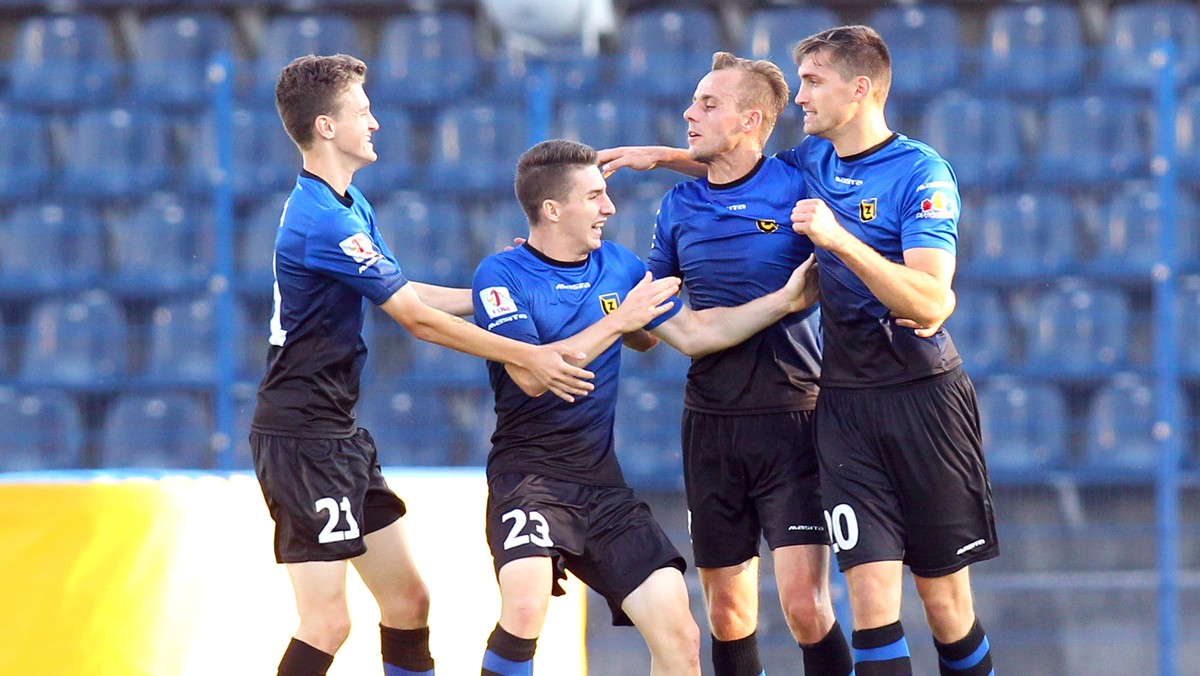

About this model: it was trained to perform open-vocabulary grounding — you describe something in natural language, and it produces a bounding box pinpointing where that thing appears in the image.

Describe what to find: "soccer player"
[250,54,596,676]
[474,139,822,676]
[601,26,998,676]
[601,53,854,676]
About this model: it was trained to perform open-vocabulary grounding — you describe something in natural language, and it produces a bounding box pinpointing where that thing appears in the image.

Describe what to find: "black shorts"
[486,472,685,627]
[681,409,828,569]
[251,428,406,563]
[816,368,1000,577]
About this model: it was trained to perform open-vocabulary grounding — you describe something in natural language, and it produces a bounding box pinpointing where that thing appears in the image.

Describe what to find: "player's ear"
[314,114,336,141]
[853,76,872,103]
[541,198,560,223]
[743,108,763,134]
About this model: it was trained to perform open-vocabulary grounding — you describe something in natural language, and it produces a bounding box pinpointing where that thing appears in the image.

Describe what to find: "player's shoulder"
[892,134,952,167]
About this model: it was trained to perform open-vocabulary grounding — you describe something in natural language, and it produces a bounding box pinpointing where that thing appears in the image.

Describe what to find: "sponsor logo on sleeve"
[480,286,518,318]
[338,232,384,273]
[917,190,956,219]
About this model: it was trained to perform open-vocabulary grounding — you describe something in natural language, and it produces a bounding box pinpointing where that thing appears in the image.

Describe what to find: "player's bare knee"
[299,611,352,651]
[380,581,431,627]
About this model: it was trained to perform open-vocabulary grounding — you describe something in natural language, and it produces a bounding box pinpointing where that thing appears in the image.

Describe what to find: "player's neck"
[828,111,892,158]
[525,232,589,264]
[705,145,762,185]
[302,152,357,197]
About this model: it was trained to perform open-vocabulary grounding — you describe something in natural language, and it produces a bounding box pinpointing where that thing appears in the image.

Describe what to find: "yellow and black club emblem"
[756,219,778,233]
[859,198,877,222]
[599,293,620,315]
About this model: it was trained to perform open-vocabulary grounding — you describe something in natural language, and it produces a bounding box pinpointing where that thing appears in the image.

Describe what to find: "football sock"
[277,638,334,676]
[800,620,854,676]
[934,618,993,676]
[852,621,912,676]
[481,623,537,676]
[712,631,766,676]
[382,624,435,675]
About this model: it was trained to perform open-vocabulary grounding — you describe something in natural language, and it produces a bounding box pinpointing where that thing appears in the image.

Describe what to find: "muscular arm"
[650,255,818,358]
[407,281,473,316]
[597,146,705,179]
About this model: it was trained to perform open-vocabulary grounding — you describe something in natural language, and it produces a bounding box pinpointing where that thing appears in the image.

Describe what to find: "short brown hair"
[792,25,892,102]
[514,139,598,225]
[710,51,790,143]
[275,53,368,149]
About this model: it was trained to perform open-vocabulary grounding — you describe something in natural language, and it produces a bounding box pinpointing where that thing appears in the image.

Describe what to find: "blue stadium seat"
[494,45,600,102]
[64,109,171,199]
[867,6,961,102]
[964,191,1077,277]
[1025,280,1130,376]
[21,290,128,384]
[613,377,684,491]
[0,202,104,295]
[407,337,487,385]
[354,386,459,466]
[980,3,1085,96]
[373,191,472,287]
[466,198,530,261]
[1179,276,1200,375]
[919,95,1021,188]
[236,194,288,295]
[945,287,1010,374]
[741,6,840,74]
[1084,374,1183,474]
[0,110,51,199]
[186,109,297,198]
[361,308,414,383]
[618,8,723,102]
[146,298,253,382]
[1100,2,1200,91]
[9,14,117,110]
[107,195,214,297]
[977,377,1067,474]
[247,14,358,103]
[100,393,212,469]
[429,103,527,194]
[1091,182,1197,276]
[231,382,256,470]
[132,12,238,110]
[555,99,662,187]
[347,106,413,196]
[604,182,663,258]
[1178,89,1200,184]
[372,12,481,108]
[1035,97,1149,186]
[0,388,85,471]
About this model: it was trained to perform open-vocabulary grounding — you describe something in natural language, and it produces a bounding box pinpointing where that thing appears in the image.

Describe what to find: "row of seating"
[3,3,1200,112]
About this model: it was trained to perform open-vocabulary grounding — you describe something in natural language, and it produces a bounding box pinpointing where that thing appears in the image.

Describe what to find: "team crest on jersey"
[480,286,518,318]
[756,219,778,233]
[859,198,878,222]
[599,293,620,315]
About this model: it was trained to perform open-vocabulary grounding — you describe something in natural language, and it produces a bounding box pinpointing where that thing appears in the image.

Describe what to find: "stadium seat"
[0,202,104,295]
[107,195,214,297]
[1090,182,1197,276]
[247,14,358,103]
[1100,1,1200,91]
[1025,280,1131,376]
[186,108,297,198]
[407,336,487,385]
[976,377,1067,474]
[555,99,663,187]
[429,103,527,194]
[617,8,723,102]
[867,5,961,102]
[21,290,128,385]
[361,308,414,383]
[374,191,472,287]
[1034,97,1149,186]
[9,13,117,110]
[372,12,481,108]
[0,110,51,199]
[347,106,414,196]
[945,287,1010,374]
[0,388,85,471]
[493,44,601,103]
[604,182,664,258]
[1178,89,1200,184]
[613,377,684,491]
[100,393,213,469]
[63,108,171,199]
[965,191,1077,277]
[1084,374,1183,474]
[236,194,288,295]
[0,309,6,376]
[466,198,530,262]
[354,386,460,466]
[146,297,252,382]
[919,95,1021,189]
[980,3,1085,96]
[741,6,840,74]
[1177,275,1200,375]
[132,12,238,110]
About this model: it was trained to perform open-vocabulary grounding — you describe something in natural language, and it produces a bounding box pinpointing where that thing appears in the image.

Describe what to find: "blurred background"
[0,0,1196,673]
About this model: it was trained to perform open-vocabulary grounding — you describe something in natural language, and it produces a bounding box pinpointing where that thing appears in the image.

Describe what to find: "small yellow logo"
[756,219,778,233]
[599,293,620,315]
[859,198,877,222]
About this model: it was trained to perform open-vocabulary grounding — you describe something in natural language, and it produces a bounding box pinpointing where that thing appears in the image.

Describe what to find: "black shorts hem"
[607,555,687,627]
[277,544,368,564]
[909,547,1001,578]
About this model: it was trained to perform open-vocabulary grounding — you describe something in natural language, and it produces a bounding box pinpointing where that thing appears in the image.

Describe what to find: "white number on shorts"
[501,508,554,550]
[824,504,860,553]
[315,496,362,544]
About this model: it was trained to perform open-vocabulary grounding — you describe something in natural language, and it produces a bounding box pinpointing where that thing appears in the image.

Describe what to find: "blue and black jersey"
[252,170,407,438]
[650,156,821,414]
[473,241,681,487]
[778,134,962,387]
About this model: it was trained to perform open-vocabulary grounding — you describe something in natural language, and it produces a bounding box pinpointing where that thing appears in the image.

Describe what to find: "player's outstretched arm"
[597,146,705,179]
[380,284,595,402]
[407,282,473,316]
[651,255,819,358]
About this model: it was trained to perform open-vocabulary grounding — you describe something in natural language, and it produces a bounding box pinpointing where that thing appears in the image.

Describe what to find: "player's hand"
[509,343,595,403]
[893,289,956,338]
[597,146,668,177]
[502,237,527,253]
[791,198,849,252]
[607,272,681,333]
[781,254,820,312]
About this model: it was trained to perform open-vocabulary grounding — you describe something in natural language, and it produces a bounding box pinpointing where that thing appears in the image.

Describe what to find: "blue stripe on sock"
[383,665,433,676]
[853,636,910,664]
[939,635,990,671]
[482,649,533,676]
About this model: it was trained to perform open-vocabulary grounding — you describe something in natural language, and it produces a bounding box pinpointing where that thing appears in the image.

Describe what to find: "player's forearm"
[833,239,954,327]
[654,291,793,358]
[552,313,630,368]
[407,282,473,316]
[623,330,660,352]
[382,292,536,366]
[650,147,705,178]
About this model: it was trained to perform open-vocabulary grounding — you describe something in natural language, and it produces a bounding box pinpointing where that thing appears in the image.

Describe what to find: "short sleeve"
[900,158,959,255]
[304,210,407,305]
[472,256,540,345]
[647,192,681,280]
[615,244,681,331]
